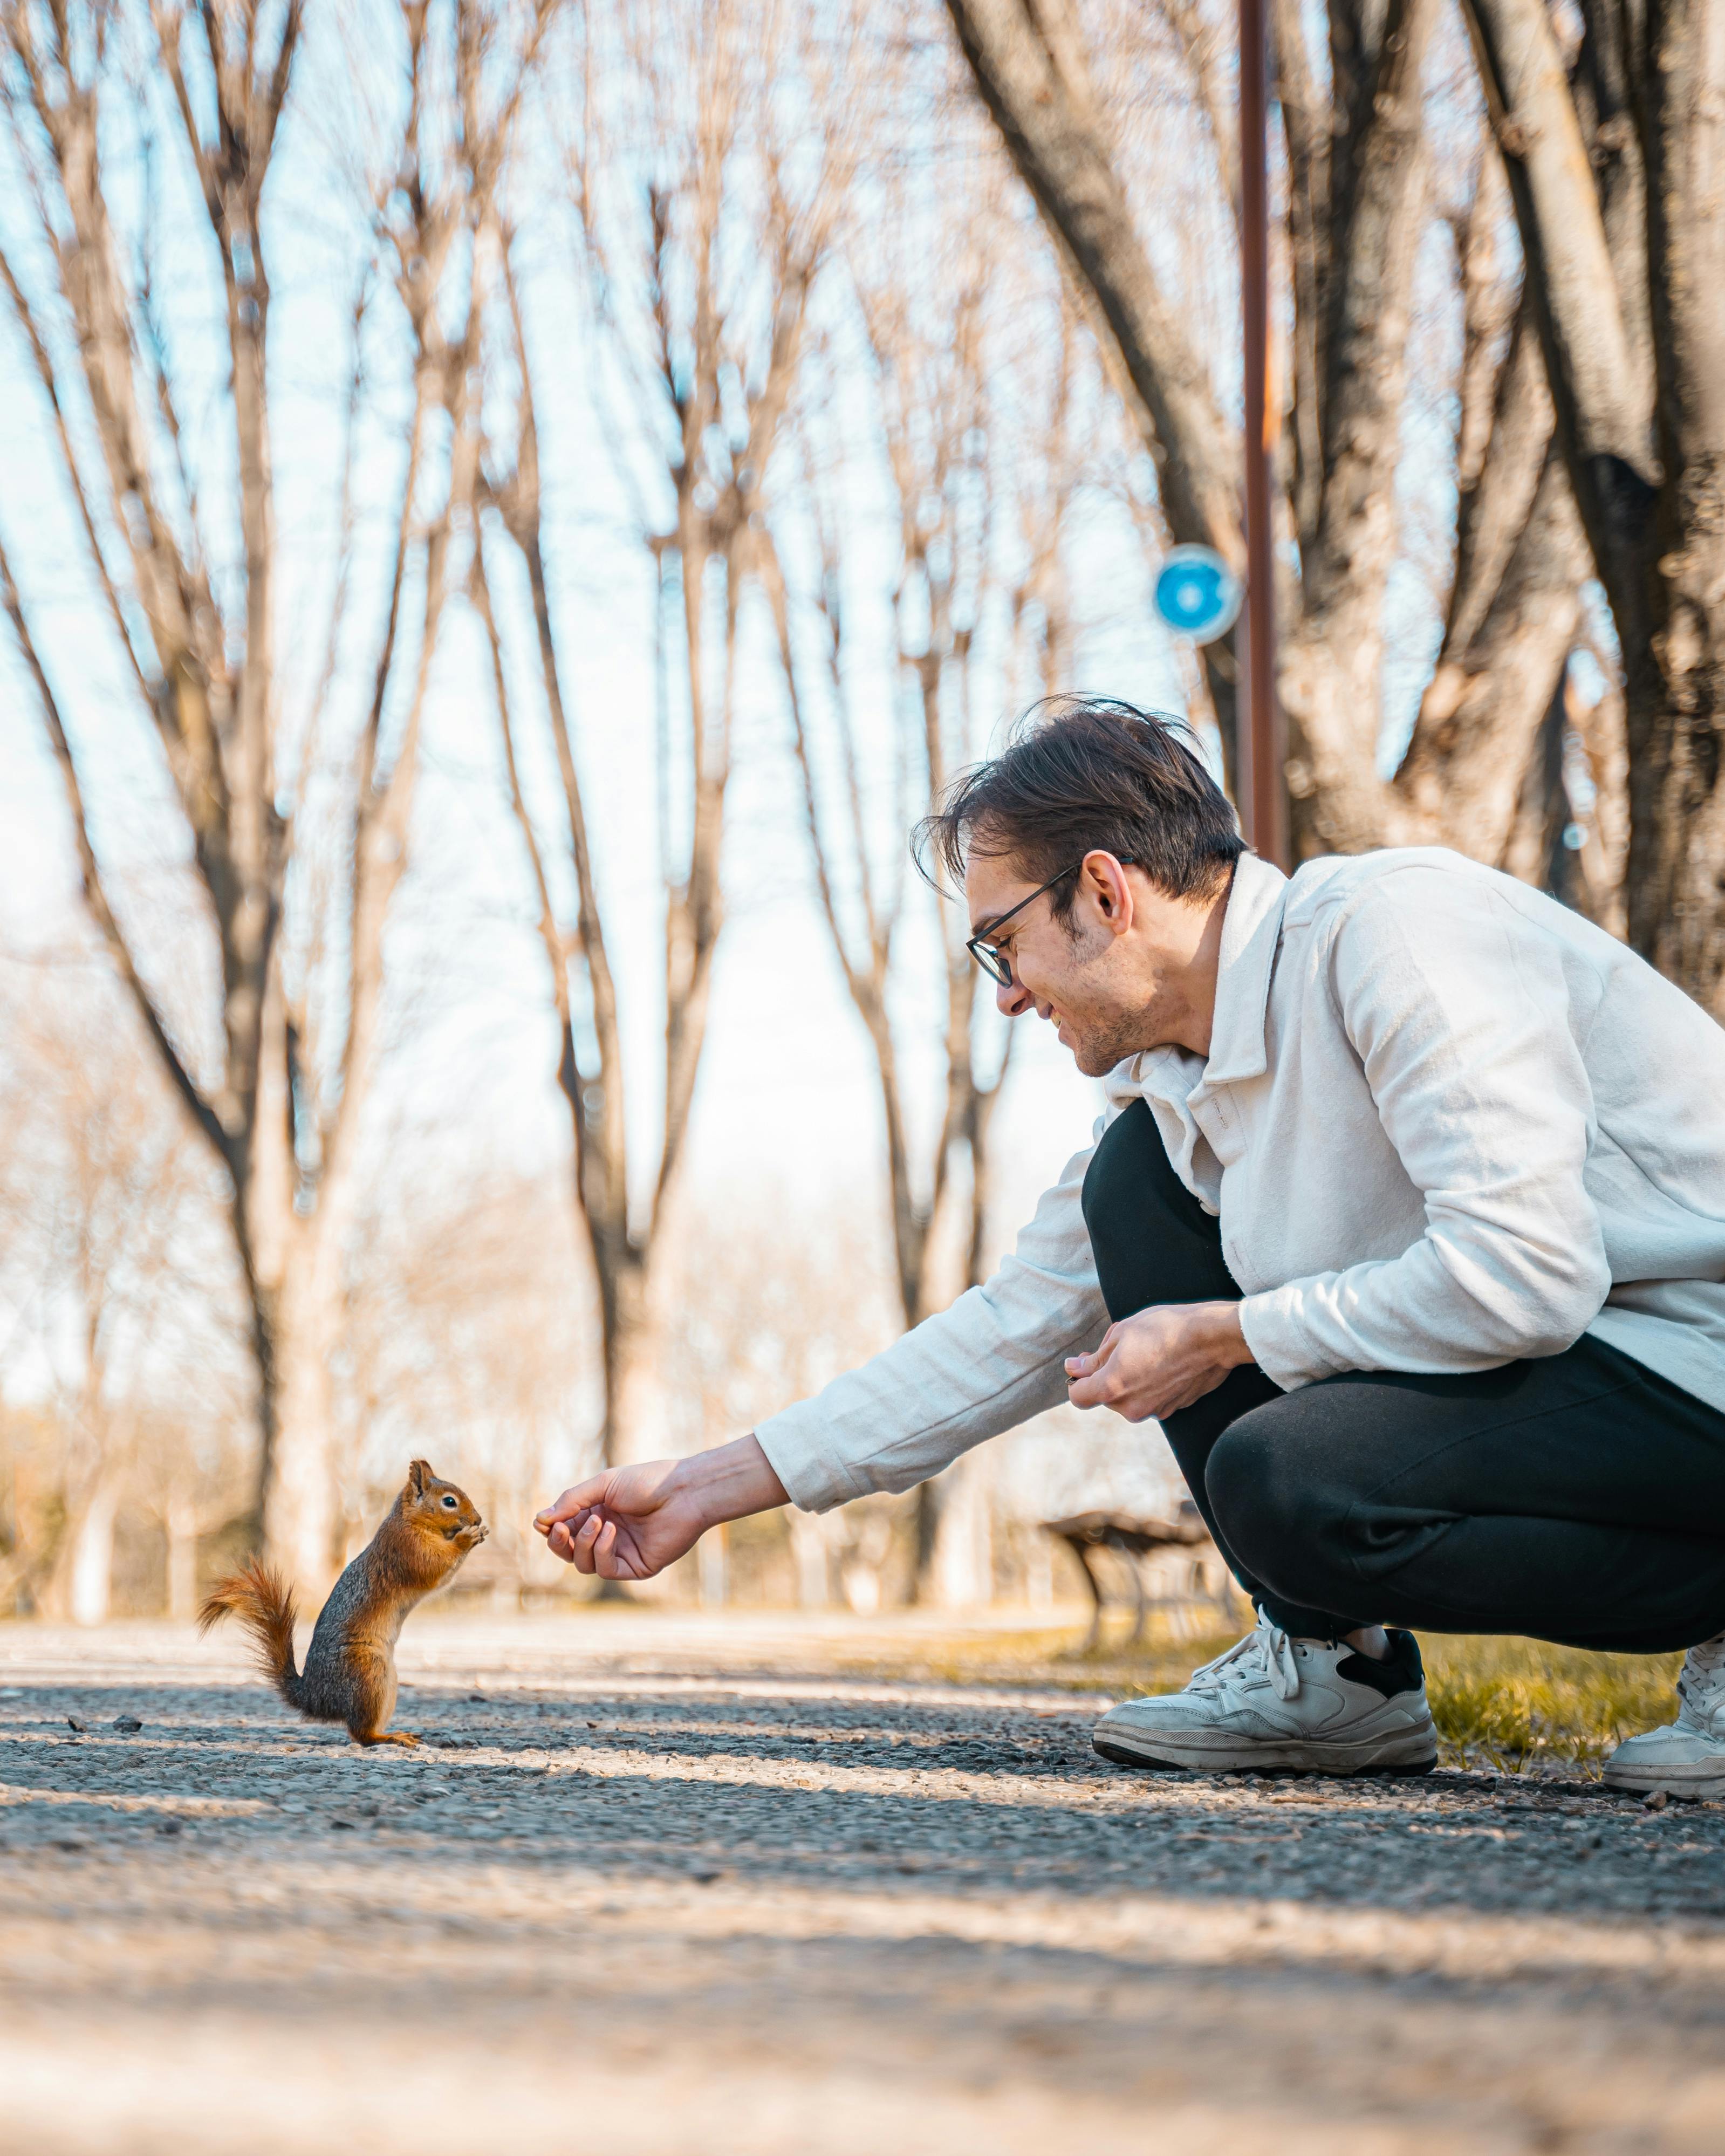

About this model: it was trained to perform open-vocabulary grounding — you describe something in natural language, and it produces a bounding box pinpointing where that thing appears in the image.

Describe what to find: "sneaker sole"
[1093,1730,1438,1778]
[1602,1760,1725,1800]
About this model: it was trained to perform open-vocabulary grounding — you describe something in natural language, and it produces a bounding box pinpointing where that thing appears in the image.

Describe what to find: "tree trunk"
[1460,0,1725,1007]
[1394,451,1587,854]
[166,1497,200,1623]
[259,1249,345,1598]
[1495,666,1572,889]
[245,969,346,1597]
[599,1257,656,1469]
[790,1512,835,1610]
[69,1474,119,1628]
[1630,0,1725,1004]
[697,1521,729,1610]
[42,1464,120,1627]
[1570,670,1630,934]
[1279,0,1441,857]
[925,1452,994,1610]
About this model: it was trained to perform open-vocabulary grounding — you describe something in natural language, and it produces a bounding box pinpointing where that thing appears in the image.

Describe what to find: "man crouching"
[537,697,1725,1797]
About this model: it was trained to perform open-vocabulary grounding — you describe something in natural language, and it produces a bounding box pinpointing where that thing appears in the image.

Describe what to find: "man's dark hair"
[916,696,1243,920]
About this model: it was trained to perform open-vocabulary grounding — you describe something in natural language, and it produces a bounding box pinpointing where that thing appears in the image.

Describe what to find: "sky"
[0,0,1200,1241]
[0,0,1502,1526]
[0,0,1200,1531]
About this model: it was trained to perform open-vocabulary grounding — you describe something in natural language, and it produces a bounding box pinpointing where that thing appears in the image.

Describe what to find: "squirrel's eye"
[441,1494,458,1509]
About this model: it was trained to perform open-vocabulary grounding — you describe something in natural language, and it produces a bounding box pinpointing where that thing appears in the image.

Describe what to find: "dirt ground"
[3,1609,1723,2156]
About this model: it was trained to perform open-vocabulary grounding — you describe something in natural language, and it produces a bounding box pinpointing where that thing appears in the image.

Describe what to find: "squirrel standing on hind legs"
[200,1460,488,1747]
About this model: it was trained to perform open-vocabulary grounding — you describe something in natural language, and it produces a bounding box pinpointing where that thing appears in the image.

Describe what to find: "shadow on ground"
[1,1617,1721,2155]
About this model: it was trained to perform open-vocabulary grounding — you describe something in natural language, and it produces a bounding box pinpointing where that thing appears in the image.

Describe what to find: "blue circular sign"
[1154,545,1243,644]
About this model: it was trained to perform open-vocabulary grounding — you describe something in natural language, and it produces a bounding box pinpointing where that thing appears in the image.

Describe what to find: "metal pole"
[1238,0,1286,866]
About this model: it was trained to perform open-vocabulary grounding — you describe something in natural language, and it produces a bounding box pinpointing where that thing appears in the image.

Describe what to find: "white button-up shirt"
[756,849,1725,1513]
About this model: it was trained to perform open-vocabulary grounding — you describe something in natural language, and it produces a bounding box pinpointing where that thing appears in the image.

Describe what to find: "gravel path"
[3,1612,1723,2154]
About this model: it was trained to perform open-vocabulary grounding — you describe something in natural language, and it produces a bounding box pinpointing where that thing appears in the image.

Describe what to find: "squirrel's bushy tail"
[198,1557,304,1707]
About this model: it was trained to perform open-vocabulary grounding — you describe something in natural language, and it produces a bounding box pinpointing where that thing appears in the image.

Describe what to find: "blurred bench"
[1042,1501,1236,1649]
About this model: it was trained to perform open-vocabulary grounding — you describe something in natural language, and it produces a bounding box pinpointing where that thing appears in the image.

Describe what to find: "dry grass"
[1419,1634,1683,1775]
[823,1612,1685,1777]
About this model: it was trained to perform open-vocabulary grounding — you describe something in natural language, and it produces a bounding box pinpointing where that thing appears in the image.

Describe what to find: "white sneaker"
[1603,1634,1725,1799]
[1092,1613,1438,1776]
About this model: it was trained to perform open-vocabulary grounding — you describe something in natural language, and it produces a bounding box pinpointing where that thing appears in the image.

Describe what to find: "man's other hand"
[533,1433,788,1580]
[1064,1301,1252,1421]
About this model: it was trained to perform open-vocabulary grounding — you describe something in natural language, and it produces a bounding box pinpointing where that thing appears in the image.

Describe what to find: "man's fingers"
[545,1507,607,1568]
[591,1518,623,1577]
[535,1479,612,1531]
[1067,1369,1114,1410]
[1065,1330,1118,1380]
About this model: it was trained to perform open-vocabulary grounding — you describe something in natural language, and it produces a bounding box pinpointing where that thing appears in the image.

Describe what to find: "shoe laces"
[1185,1615,1303,1703]
[1676,1633,1725,1734]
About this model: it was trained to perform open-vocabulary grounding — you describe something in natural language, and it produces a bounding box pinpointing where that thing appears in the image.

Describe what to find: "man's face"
[964,849,1222,1074]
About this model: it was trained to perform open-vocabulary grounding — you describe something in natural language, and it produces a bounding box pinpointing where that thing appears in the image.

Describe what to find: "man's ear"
[1084,851,1135,935]
[407,1459,431,1498]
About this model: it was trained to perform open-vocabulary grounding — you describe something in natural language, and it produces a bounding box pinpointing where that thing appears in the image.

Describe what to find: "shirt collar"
[1199,851,1290,1086]
[1106,850,1290,1105]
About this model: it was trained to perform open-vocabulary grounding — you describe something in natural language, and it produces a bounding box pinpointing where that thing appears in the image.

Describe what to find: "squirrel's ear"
[407,1459,432,1498]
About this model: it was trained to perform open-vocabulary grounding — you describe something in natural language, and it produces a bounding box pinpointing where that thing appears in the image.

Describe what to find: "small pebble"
[112,1715,142,1733]
[1644,1789,1670,1812]
[66,1717,88,1733]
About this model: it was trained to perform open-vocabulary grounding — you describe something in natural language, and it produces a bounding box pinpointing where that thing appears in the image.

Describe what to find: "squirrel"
[198,1459,488,1747]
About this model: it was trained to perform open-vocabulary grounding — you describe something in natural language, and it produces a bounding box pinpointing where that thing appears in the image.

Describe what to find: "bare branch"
[1161,0,1238,218]
[1270,0,1326,545]
[1459,0,1653,485]
[0,240,151,709]
[1,533,230,1169]
[941,0,1241,570]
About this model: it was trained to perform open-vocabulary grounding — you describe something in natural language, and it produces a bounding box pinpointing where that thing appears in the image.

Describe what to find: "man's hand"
[533,1433,788,1580]
[1065,1302,1252,1422]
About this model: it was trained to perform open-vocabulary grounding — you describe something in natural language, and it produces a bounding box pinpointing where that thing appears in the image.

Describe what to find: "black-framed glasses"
[965,857,1136,987]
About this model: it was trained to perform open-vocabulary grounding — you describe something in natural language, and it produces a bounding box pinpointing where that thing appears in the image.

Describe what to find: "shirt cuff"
[1236,1287,1337,1393]
[754,1402,868,1513]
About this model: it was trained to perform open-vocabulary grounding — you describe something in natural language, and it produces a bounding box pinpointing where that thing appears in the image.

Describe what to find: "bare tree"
[476,0,848,1468]
[940,0,1596,879]
[0,0,557,1589]
[758,112,1091,1592]
[0,969,249,1622]
[1453,0,1725,1008]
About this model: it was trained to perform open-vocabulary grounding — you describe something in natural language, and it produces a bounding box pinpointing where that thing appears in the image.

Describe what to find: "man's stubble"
[1053,934,1180,1078]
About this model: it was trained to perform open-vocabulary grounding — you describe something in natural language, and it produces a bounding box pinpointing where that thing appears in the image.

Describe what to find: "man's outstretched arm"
[535,1434,787,1580]
[748,1141,1109,1511]
[535,1140,1111,1577]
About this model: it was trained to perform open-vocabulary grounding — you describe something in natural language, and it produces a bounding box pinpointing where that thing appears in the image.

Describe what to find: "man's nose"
[996,975,1032,1018]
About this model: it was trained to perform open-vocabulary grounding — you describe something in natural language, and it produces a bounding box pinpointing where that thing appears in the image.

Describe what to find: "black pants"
[1081,1099,1725,1654]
